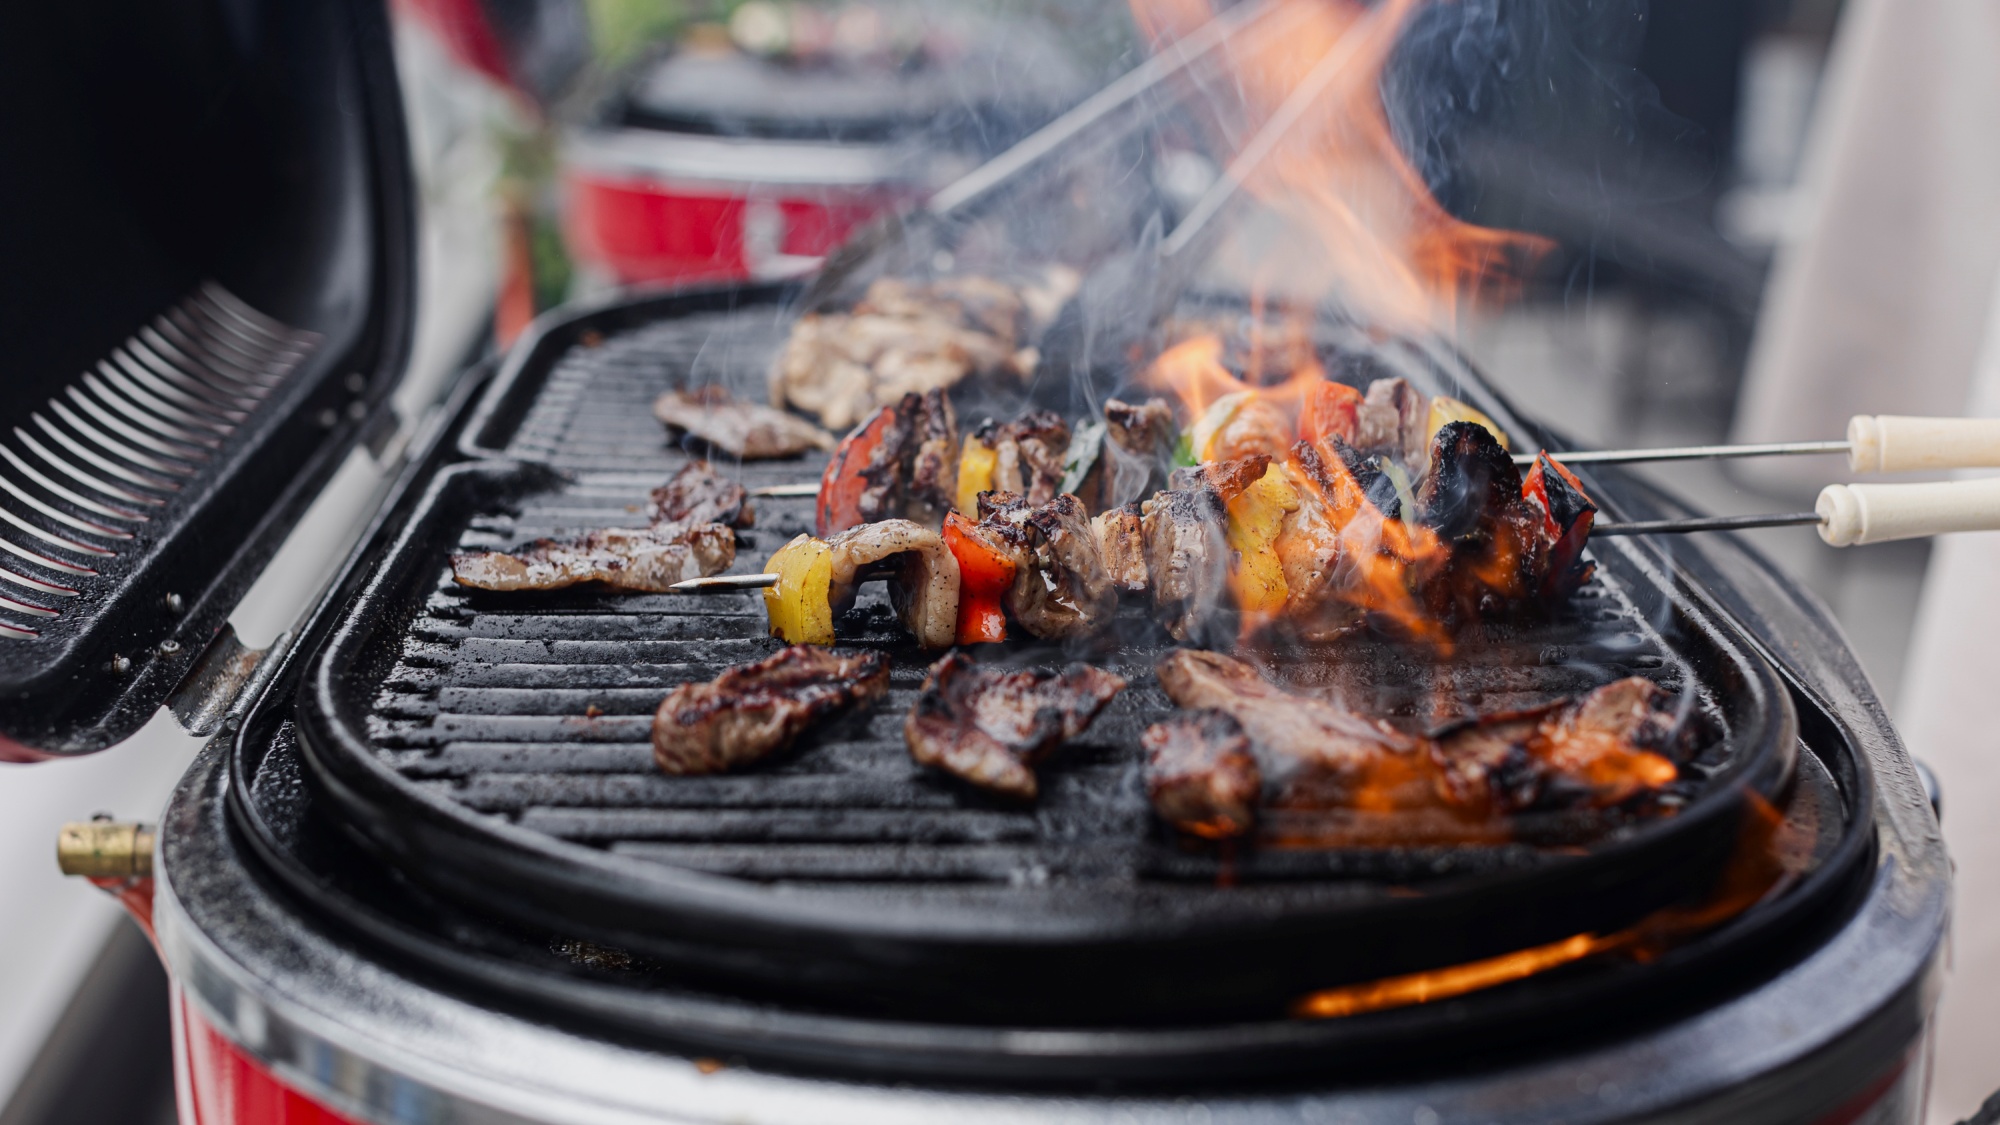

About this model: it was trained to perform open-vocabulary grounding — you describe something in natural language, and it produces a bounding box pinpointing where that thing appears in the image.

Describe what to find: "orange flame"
[1291,793,1803,1018]
[1131,0,1549,331]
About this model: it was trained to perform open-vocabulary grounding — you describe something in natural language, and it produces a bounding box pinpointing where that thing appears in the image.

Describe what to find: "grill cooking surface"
[300,288,1794,1022]
[370,474,1701,893]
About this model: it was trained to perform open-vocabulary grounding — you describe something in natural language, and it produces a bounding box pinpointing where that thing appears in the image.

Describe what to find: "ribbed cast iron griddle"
[299,285,1796,1024]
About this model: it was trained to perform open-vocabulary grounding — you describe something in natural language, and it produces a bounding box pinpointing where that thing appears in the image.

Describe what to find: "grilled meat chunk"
[649,460,752,528]
[1091,503,1150,593]
[904,652,1127,799]
[817,389,958,535]
[452,523,735,593]
[1430,677,1696,814]
[1084,396,1178,512]
[980,411,1071,506]
[975,491,1118,640]
[1354,377,1427,467]
[653,386,834,460]
[652,646,889,774]
[824,519,961,650]
[1139,455,1267,643]
[1417,421,1554,622]
[1144,710,1260,839]
[1156,650,1421,806]
[1140,485,1231,643]
[770,272,1076,430]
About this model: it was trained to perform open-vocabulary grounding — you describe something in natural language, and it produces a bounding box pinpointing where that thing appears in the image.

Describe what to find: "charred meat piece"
[1430,677,1697,814]
[980,411,1071,506]
[1353,377,1427,467]
[824,519,961,650]
[1140,485,1231,643]
[1156,650,1421,807]
[1141,455,1269,642]
[653,646,890,774]
[649,461,752,528]
[653,386,835,460]
[1144,710,1260,839]
[452,523,735,593]
[1417,421,1553,620]
[1167,452,1272,500]
[1061,397,1178,515]
[1091,503,1150,593]
[975,492,1118,640]
[904,652,1127,799]
[816,389,958,536]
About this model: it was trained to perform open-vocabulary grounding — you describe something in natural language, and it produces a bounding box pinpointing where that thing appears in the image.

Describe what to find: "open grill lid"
[0,0,416,757]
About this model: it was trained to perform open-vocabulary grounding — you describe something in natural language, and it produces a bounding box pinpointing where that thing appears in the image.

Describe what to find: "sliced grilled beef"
[1144,710,1260,839]
[904,652,1127,799]
[652,647,890,774]
[451,523,735,593]
[1155,650,1421,806]
[652,386,834,459]
[649,461,752,528]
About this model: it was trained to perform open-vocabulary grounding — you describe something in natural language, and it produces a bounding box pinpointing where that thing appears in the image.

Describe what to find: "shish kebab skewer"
[748,413,2000,497]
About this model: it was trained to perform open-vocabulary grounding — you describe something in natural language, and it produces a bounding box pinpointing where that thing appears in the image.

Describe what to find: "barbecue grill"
[7,0,1948,1121]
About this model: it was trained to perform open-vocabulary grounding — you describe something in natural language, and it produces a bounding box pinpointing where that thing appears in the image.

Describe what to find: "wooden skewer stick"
[749,483,820,498]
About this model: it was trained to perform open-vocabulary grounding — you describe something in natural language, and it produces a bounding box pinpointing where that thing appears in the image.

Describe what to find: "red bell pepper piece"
[1300,381,1363,449]
[816,405,894,537]
[942,511,1015,644]
[1523,453,1597,598]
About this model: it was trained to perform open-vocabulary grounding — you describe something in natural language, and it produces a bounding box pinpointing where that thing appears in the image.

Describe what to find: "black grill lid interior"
[0,0,413,756]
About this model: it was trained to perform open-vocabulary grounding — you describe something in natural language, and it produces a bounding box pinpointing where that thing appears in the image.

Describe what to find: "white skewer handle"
[1816,478,2000,546]
[1847,415,2000,472]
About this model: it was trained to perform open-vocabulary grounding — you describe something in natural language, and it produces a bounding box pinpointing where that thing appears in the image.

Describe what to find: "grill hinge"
[166,625,292,737]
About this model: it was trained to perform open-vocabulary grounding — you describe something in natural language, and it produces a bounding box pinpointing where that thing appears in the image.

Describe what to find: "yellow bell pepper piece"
[761,534,835,646]
[956,438,997,516]
[1225,464,1300,616]
[1425,396,1509,450]
[1187,390,1251,465]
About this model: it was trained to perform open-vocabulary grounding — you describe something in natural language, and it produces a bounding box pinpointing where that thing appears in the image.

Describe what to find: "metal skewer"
[670,572,782,592]
[1515,441,1849,468]
[1590,512,1822,537]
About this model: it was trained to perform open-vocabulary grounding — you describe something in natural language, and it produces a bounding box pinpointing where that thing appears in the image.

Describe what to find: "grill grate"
[0,283,317,639]
[362,306,1710,892]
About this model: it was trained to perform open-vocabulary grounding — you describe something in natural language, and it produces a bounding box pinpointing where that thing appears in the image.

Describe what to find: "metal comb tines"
[0,284,321,639]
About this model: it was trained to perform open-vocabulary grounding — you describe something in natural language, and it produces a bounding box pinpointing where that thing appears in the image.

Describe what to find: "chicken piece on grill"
[1143,710,1261,839]
[980,411,1071,506]
[1091,503,1150,593]
[816,389,958,536]
[1156,650,1422,807]
[904,652,1127,799]
[652,646,890,774]
[652,386,835,460]
[824,519,961,649]
[1429,677,1699,814]
[974,491,1118,640]
[648,460,752,528]
[770,272,1076,430]
[451,522,735,593]
[1142,455,1270,643]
